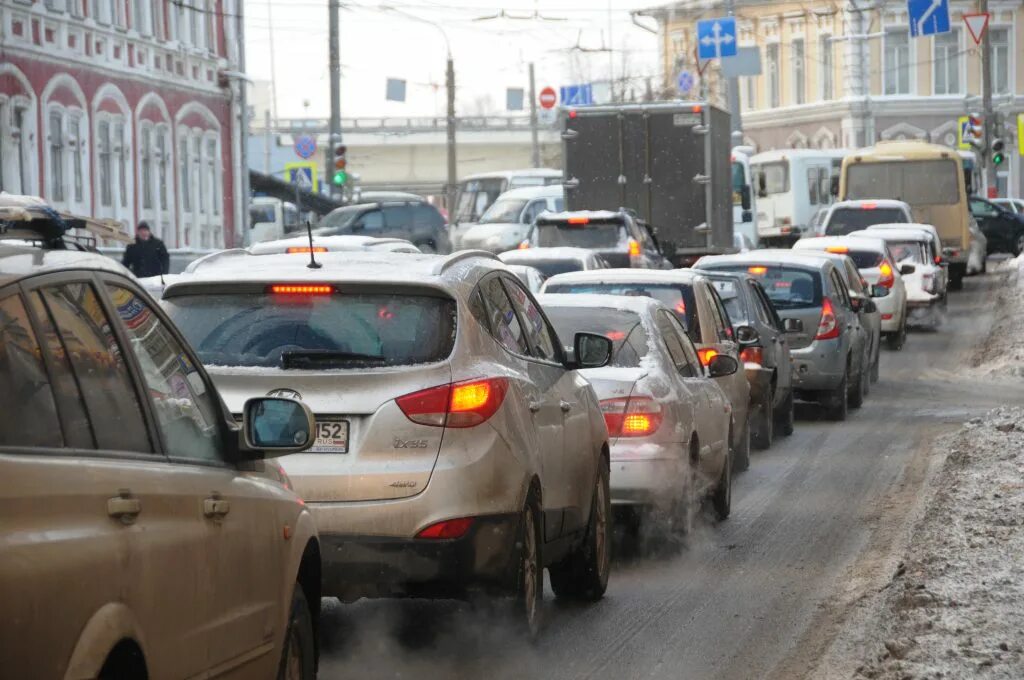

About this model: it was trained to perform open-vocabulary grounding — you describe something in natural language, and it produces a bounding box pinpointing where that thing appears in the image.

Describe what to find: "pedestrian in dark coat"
[122,222,169,278]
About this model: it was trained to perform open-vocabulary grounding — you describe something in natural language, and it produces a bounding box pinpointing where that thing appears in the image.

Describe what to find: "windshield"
[480,198,529,224]
[845,160,960,205]
[454,178,506,223]
[732,161,747,205]
[536,223,625,249]
[544,307,649,368]
[164,291,456,369]
[544,282,699,336]
[250,205,275,225]
[317,207,363,233]
[710,265,822,309]
[825,208,907,235]
[755,161,788,196]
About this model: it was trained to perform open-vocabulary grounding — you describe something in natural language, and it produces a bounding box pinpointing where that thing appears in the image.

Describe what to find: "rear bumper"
[874,294,902,332]
[790,340,846,392]
[319,513,521,600]
[609,453,686,506]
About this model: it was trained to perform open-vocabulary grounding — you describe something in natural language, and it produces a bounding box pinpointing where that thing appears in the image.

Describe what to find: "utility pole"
[264,109,271,174]
[979,0,993,195]
[528,62,540,168]
[328,0,342,200]
[236,0,250,248]
[725,0,742,142]
[446,57,458,216]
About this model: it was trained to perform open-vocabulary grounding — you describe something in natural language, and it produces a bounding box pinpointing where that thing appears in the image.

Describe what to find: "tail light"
[748,266,768,275]
[881,313,893,321]
[285,246,328,254]
[815,297,840,340]
[628,238,641,257]
[268,284,334,295]
[396,377,508,428]
[518,240,530,250]
[825,246,849,254]
[417,517,474,539]
[740,346,763,365]
[568,216,590,225]
[878,261,895,288]
[600,396,663,438]
[697,348,719,366]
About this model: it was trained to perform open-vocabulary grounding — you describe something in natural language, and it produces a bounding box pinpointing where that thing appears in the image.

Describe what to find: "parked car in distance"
[852,227,946,329]
[541,268,752,471]
[315,200,451,254]
[505,264,546,293]
[794,236,909,350]
[524,210,670,269]
[454,185,563,252]
[540,294,736,531]
[969,196,1024,256]
[695,269,796,448]
[696,252,870,421]
[162,249,615,638]
[499,246,608,278]
[819,199,913,237]
[0,200,322,679]
[992,198,1024,215]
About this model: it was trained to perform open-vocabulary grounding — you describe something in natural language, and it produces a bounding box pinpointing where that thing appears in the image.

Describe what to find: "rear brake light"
[417,517,474,539]
[881,313,893,321]
[568,110,578,119]
[567,216,590,225]
[268,284,334,295]
[692,104,703,113]
[815,297,840,340]
[861,202,877,209]
[675,300,686,315]
[600,396,663,437]
[628,238,641,257]
[518,240,530,250]
[396,377,508,429]
[740,346,763,365]
[286,246,328,254]
[934,255,942,264]
[748,266,768,275]
[825,246,849,254]
[697,348,719,366]
[878,261,895,288]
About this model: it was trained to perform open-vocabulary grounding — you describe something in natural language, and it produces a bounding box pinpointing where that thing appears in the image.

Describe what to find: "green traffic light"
[332,170,348,185]
[993,152,1005,166]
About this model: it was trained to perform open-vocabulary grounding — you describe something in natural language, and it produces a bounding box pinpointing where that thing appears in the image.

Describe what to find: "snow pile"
[848,406,1024,679]
[970,254,1024,378]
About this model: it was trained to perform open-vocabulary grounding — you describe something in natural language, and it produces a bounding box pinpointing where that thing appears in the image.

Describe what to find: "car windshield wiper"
[281,350,387,369]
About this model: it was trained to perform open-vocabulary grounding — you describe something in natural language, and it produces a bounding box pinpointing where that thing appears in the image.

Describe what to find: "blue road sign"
[908,0,950,37]
[291,166,313,188]
[560,84,593,107]
[677,70,694,94]
[294,135,317,160]
[697,17,737,60]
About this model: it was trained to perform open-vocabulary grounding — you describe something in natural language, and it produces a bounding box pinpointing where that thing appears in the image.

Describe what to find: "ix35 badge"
[393,438,429,449]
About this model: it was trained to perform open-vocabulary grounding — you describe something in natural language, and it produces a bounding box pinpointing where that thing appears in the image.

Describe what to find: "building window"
[98,120,112,207]
[670,30,685,60]
[151,0,164,39]
[167,0,178,40]
[157,130,168,210]
[991,28,1009,95]
[195,136,204,214]
[207,137,218,216]
[791,39,805,105]
[133,0,151,34]
[45,0,67,12]
[70,116,84,203]
[13,105,31,194]
[766,43,780,108]
[48,111,65,203]
[115,122,128,208]
[113,0,126,28]
[884,29,911,95]
[180,138,190,211]
[820,35,834,100]
[933,30,961,95]
[141,126,153,210]
[205,3,215,53]
[0,101,6,193]
[189,4,200,46]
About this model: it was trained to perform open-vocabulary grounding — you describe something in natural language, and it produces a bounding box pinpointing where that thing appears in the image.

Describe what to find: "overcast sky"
[244,0,662,119]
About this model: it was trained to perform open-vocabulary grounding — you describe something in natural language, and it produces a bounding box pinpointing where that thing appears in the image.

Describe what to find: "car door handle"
[107,491,141,524]
[528,401,543,413]
[560,400,573,412]
[204,497,231,519]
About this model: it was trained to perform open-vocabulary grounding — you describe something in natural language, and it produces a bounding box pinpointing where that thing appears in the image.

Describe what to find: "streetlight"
[381,6,457,218]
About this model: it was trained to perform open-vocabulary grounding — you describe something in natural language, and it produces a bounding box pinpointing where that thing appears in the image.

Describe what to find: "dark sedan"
[970,197,1024,256]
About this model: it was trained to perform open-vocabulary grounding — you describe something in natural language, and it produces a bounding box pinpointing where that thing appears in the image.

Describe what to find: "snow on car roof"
[247,234,419,255]
[854,228,934,243]
[490,185,563,200]
[866,223,939,237]
[832,199,910,209]
[535,210,623,222]
[696,250,835,270]
[542,267,701,288]
[795,235,890,254]
[536,292,664,316]
[498,247,594,264]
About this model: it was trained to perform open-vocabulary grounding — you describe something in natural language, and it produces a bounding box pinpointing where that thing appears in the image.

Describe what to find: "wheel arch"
[63,602,148,680]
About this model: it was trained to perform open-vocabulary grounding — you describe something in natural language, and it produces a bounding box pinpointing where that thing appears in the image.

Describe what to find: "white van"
[249,196,302,244]
[451,168,561,225]
[731,146,758,247]
[752,149,848,245]
[453,184,564,252]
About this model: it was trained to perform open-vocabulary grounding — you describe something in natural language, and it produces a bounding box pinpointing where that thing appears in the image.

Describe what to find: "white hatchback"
[850,228,945,328]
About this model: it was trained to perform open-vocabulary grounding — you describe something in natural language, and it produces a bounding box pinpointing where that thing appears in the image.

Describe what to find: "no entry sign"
[539,87,557,109]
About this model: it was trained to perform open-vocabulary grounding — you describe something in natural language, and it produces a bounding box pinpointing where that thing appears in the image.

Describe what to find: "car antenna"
[304,219,322,269]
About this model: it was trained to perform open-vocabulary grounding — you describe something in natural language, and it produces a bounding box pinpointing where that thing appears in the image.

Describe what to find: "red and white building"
[0,0,246,248]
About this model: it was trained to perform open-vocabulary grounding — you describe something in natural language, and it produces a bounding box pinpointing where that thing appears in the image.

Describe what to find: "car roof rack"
[432,249,500,275]
[1,194,130,249]
[184,248,249,272]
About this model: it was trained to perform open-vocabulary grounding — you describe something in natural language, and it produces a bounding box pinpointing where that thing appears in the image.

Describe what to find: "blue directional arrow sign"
[560,84,594,107]
[908,0,950,38]
[697,17,737,60]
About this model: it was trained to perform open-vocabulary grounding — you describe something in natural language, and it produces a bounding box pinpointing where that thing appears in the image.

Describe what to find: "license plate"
[310,420,349,453]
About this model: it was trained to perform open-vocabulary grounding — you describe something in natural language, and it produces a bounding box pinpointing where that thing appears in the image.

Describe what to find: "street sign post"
[908,0,950,38]
[560,84,593,107]
[539,86,557,109]
[963,12,990,45]
[294,135,317,160]
[957,115,971,150]
[696,17,737,60]
[284,161,319,194]
[677,70,694,95]
[1018,113,1024,157]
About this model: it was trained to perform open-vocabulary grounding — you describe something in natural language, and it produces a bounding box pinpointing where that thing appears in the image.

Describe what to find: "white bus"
[751,149,848,245]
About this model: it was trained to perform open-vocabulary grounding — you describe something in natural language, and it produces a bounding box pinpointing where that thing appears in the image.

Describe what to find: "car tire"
[510,497,543,640]
[848,365,866,409]
[886,317,907,351]
[711,446,732,521]
[982,258,988,274]
[549,464,611,602]
[751,389,774,450]
[775,389,795,436]
[731,420,751,472]
[277,585,316,680]
[949,273,963,291]
[870,346,880,383]
[1014,234,1024,257]
[825,372,849,421]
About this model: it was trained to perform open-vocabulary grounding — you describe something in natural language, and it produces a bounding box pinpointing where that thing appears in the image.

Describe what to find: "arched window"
[40,73,89,212]
[93,85,133,224]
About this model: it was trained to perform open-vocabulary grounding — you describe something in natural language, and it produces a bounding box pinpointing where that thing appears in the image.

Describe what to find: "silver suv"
[163,249,614,637]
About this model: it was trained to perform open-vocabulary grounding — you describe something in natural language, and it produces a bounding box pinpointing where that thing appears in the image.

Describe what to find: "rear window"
[544,282,699,336]
[544,307,649,368]
[536,223,625,250]
[754,162,789,195]
[708,279,747,324]
[164,290,456,369]
[825,207,907,235]
[708,265,822,309]
[887,241,928,265]
[513,258,585,278]
[845,250,885,268]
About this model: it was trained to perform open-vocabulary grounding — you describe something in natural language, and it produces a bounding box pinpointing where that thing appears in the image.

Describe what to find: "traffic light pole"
[528,62,540,168]
[328,0,343,200]
[980,0,993,196]
[446,57,458,219]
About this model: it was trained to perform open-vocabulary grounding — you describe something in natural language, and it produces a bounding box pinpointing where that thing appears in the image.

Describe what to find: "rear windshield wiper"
[282,350,387,369]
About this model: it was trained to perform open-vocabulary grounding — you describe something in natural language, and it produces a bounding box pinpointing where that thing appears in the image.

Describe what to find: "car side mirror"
[735,324,759,346]
[707,354,739,378]
[241,397,315,456]
[899,263,916,276]
[740,185,752,211]
[783,317,804,333]
[850,296,864,312]
[871,284,890,298]
[829,176,839,197]
[570,332,612,370]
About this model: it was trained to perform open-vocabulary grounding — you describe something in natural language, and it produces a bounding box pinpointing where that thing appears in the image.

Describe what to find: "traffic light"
[964,113,984,151]
[991,137,1005,166]
[332,143,348,186]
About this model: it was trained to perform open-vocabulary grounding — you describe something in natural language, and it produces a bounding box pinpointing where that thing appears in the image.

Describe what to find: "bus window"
[754,162,788,197]
[846,160,959,205]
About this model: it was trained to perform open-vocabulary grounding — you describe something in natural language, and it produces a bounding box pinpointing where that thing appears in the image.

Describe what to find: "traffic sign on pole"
[560,84,593,107]
[539,86,557,109]
[957,115,971,150]
[677,71,694,94]
[1018,113,1024,157]
[696,17,737,60]
[907,0,950,38]
[294,135,317,160]
[963,12,989,45]
[285,162,319,194]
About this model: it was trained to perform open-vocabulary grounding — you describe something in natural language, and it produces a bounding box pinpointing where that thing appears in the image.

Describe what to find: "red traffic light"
[334,144,347,156]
